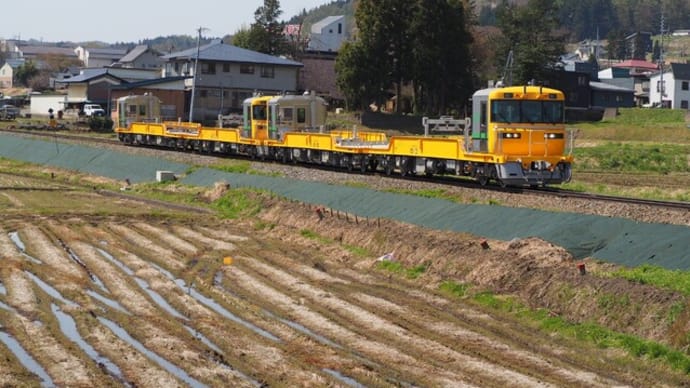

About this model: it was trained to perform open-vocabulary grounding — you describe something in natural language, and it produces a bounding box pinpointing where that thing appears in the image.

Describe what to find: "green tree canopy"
[496,0,566,85]
[336,0,475,115]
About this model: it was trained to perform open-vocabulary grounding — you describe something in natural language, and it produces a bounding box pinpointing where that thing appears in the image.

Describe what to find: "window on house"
[682,100,689,109]
[240,64,254,74]
[683,81,689,91]
[201,62,216,74]
[338,23,342,34]
[223,63,230,73]
[261,65,275,78]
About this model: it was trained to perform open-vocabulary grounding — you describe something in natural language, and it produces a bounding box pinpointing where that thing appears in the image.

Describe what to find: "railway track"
[2,127,689,212]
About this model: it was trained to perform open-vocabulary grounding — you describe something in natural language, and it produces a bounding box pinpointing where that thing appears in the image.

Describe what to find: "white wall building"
[649,63,690,109]
[307,15,347,52]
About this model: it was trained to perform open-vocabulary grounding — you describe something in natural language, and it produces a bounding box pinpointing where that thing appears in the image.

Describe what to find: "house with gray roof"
[115,45,165,69]
[162,39,303,123]
[649,63,690,109]
[55,67,162,113]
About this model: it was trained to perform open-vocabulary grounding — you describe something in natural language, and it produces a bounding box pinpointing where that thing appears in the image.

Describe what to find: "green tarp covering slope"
[0,134,187,183]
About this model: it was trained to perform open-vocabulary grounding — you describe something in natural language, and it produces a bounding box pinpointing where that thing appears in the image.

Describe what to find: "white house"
[307,15,347,52]
[649,63,690,109]
[0,62,13,88]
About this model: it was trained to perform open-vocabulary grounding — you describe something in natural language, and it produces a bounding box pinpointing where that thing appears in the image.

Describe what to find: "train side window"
[480,101,487,126]
[281,108,293,123]
[297,108,306,123]
[139,105,146,116]
[128,105,137,115]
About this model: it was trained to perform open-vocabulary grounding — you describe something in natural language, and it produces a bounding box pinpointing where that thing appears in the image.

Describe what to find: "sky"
[2,0,328,43]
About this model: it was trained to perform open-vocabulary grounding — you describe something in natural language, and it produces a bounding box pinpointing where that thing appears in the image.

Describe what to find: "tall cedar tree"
[337,0,474,114]
[234,0,286,55]
[496,0,565,85]
[411,0,474,115]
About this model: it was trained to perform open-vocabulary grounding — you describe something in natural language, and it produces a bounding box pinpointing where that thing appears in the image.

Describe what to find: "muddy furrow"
[222,263,471,386]
[236,240,638,387]
[233,252,560,387]
[75,222,333,386]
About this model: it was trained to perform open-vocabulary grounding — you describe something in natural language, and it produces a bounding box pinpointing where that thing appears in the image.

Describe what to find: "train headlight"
[544,133,564,139]
[501,133,521,139]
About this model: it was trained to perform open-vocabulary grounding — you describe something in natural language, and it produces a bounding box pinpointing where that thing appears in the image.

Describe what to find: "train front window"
[522,101,542,123]
[252,105,267,120]
[491,100,520,123]
[543,101,564,123]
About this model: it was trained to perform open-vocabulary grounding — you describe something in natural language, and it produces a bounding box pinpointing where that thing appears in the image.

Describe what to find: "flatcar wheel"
[497,179,507,188]
[384,160,394,175]
[477,175,489,186]
[360,158,368,173]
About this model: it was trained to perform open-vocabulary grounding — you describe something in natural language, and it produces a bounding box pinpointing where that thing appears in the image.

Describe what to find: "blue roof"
[163,40,302,67]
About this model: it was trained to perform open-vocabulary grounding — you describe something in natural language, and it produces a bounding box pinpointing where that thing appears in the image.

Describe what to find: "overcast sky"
[2,0,328,43]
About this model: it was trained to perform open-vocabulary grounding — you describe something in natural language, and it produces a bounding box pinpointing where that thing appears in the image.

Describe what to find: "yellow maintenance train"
[114,85,573,187]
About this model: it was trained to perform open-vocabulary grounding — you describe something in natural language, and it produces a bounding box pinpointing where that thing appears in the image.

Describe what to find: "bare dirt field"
[1,169,690,387]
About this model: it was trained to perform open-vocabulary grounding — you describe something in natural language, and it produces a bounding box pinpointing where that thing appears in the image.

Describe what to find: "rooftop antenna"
[189,26,208,122]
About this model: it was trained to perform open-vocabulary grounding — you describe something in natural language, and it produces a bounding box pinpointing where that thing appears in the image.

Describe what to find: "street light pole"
[189,27,203,122]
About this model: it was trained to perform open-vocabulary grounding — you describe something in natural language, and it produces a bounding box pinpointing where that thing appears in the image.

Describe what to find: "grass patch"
[601,264,690,296]
[439,280,470,297]
[343,243,371,257]
[440,285,690,374]
[212,188,263,219]
[376,260,428,279]
[573,143,690,174]
[571,108,690,143]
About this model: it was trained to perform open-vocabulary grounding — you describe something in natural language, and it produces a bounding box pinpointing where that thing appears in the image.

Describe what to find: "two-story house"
[649,63,690,109]
[162,39,303,123]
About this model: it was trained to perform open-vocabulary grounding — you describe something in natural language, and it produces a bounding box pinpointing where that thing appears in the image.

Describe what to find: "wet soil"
[1,171,690,386]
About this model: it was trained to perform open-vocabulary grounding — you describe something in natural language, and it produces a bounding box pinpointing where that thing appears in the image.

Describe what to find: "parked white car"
[83,104,105,117]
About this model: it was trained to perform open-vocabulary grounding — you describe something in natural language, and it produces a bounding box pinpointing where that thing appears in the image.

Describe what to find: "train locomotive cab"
[267,93,328,140]
[471,85,573,186]
[242,95,272,140]
[114,94,161,129]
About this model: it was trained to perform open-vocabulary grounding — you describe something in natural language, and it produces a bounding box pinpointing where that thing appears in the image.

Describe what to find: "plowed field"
[1,171,689,387]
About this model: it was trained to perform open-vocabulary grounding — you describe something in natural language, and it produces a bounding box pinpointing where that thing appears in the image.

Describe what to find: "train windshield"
[491,100,563,124]
[252,105,267,120]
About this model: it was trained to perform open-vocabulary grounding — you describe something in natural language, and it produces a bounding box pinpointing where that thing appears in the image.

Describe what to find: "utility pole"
[189,27,204,123]
[658,14,666,107]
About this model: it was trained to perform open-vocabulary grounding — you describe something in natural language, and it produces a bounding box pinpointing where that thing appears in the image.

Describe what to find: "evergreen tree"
[411,0,474,115]
[14,61,39,87]
[233,0,286,55]
[496,0,566,85]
